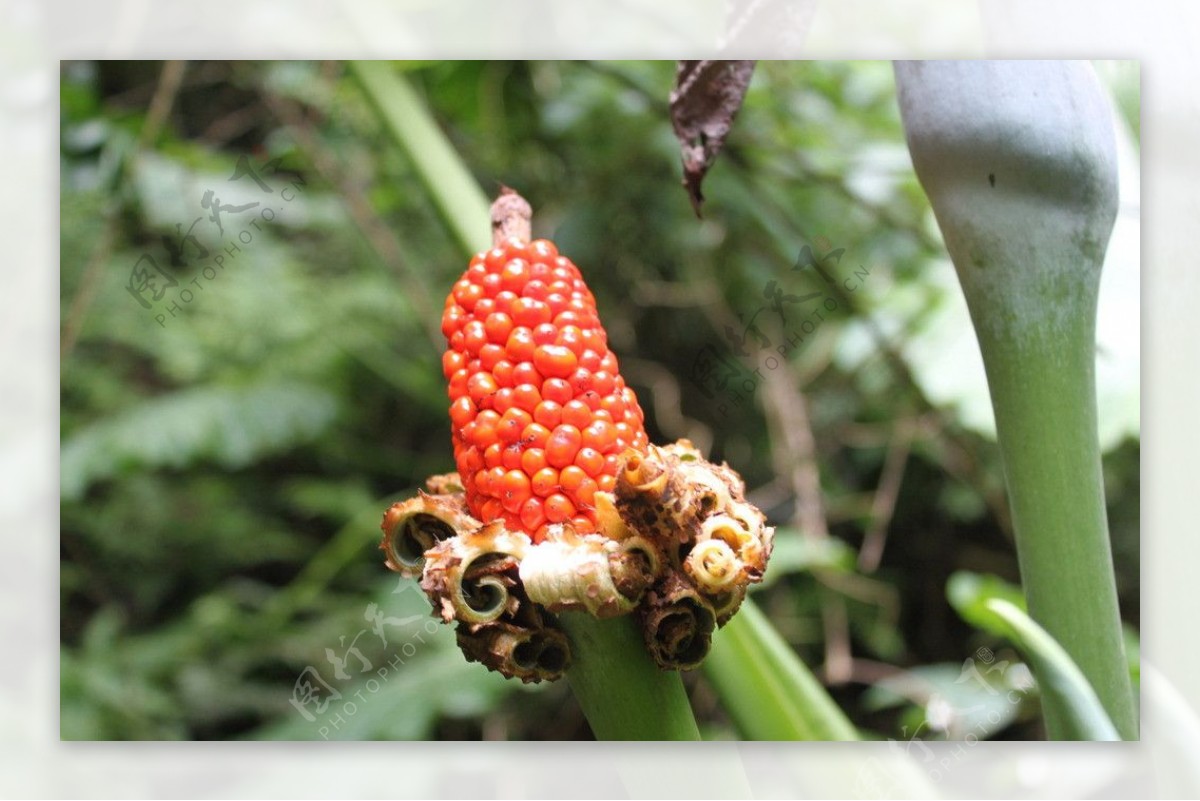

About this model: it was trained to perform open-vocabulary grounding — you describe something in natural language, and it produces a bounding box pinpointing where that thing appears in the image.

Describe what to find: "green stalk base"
[558,613,701,741]
[976,323,1137,739]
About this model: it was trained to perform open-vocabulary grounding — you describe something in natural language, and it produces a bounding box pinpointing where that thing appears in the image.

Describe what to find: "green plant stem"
[948,571,1121,739]
[970,312,1137,739]
[557,613,701,741]
[348,61,492,255]
[895,62,1138,739]
[704,598,857,740]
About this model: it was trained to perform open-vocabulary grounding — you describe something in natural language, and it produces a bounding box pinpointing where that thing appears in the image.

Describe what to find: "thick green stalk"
[354,62,704,740]
[558,614,701,741]
[965,297,1135,738]
[704,598,857,741]
[895,61,1137,738]
[349,60,492,255]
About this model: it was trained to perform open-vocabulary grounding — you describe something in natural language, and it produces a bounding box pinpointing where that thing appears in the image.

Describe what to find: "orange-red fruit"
[443,238,649,542]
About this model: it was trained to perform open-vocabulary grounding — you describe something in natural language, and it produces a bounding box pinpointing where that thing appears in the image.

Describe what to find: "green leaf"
[61,380,339,501]
[947,571,1121,740]
[704,599,858,741]
[254,637,517,741]
[946,570,1027,631]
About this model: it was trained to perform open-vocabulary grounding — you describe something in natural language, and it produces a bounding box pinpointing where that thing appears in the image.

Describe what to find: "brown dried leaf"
[669,60,756,216]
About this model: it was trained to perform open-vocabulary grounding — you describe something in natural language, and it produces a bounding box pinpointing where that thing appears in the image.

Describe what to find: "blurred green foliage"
[60,60,1140,740]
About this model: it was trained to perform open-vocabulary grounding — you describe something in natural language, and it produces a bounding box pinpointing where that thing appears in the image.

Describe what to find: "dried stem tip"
[640,571,717,671]
[457,620,571,684]
[491,187,532,246]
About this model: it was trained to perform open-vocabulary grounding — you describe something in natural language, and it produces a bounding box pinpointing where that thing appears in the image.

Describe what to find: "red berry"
[485,312,514,344]
[561,399,593,430]
[581,420,616,452]
[542,378,572,405]
[499,469,531,513]
[442,306,467,339]
[534,344,578,378]
[520,497,546,531]
[531,467,559,497]
[521,447,547,476]
[492,360,514,387]
[512,383,541,413]
[442,237,648,541]
[512,298,551,329]
[502,443,524,471]
[533,400,562,428]
[505,327,535,363]
[575,479,598,507]
[442,349,465,379]
[484,442,503,468]
[529,239,558,260]
[511,361,542,387]
[467,372,498,405]
[449,396,475,429]
[546,424,582,469]
[491,387,515,414]
[478,343,505,372]
[501,259,531,293]
[576,446,605,477]
[544,493,575,524]
[521,422,550,449]
[462,320,488,353]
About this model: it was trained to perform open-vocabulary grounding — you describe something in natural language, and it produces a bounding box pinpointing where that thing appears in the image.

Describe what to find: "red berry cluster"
[441,238,649,542]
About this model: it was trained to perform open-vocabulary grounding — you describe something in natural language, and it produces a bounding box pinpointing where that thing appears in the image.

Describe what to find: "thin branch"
[763,368,828,539]
[726,152,1015,537]
[816,567,902,617]
[199,103,263,146]
[858,419,914,572]
[820,588,852,684]
[62,60,188,361]
[686,250,830,541]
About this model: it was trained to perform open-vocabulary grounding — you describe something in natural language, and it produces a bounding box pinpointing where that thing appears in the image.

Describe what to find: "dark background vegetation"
[59,60,1140,741]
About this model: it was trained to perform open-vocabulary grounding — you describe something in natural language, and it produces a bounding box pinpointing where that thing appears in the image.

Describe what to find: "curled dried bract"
[456,620,571,684]
[424,471,464,495]
[612,442,774,590]
[684,538,740,593]
[380,492,478,577]
[420,522,531,625]
[381,438,774,681]
[519,525,661,618]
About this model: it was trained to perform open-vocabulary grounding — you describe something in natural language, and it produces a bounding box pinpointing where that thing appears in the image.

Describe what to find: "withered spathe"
[380,439,774,680]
